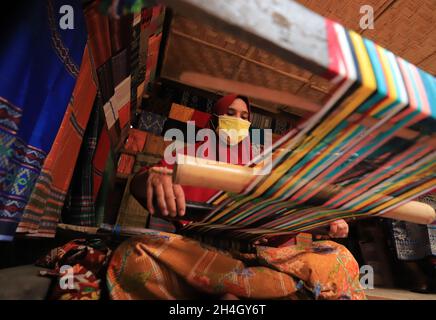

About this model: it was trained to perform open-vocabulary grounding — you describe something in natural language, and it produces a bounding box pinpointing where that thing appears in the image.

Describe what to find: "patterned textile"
[107,231,365,300]
[168,103,195,123]
[62,97,102,228]
[389,192,436,260]
[36,239,112,300]
[0,0,87,240]
[17,46,97,237]
[138,111,167,135]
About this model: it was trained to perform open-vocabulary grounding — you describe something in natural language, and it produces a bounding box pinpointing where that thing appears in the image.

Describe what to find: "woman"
[106,94,364,300]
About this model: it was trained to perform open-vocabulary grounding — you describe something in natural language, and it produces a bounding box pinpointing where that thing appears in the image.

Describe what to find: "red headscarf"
[213,94,251,117]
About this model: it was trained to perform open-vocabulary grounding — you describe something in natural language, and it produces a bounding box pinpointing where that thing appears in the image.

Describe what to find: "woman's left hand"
[328,219,349,238]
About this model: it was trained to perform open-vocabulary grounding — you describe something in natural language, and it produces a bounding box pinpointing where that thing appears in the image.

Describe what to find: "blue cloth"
[0,0,87,240]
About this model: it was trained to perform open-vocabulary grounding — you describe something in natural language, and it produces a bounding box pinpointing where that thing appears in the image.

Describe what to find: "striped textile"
[15,44,96,238]
[181,20,436,245]
[61,96,102,228]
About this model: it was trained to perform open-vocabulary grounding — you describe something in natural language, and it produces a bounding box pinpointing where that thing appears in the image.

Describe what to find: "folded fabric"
[168,103,195,122]
[191,109,211,128]
[143,133,166,156]
[124,128,148,152]
[117,154,135,175]
[138,111,167,135]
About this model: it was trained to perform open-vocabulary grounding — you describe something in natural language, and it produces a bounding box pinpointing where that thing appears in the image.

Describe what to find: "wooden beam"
[179,72,420,140]
[180,71,319,113]
[161,0,332,76]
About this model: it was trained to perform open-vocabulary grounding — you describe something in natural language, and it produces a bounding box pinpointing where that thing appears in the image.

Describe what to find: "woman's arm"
[130,167,186,217]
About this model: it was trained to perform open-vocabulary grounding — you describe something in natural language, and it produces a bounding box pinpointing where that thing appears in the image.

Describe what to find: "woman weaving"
[106,95,365,300]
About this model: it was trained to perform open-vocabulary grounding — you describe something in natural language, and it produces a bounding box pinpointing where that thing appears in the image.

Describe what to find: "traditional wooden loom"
[153,0,436,250]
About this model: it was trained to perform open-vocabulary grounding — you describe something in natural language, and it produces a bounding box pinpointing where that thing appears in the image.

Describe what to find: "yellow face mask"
[217,115,251,145]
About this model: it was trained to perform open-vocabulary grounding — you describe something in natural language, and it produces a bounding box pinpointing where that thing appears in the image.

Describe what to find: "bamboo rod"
[173,154,436,225]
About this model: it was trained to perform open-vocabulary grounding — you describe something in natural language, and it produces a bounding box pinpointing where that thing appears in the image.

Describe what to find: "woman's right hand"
[146,167,186,218]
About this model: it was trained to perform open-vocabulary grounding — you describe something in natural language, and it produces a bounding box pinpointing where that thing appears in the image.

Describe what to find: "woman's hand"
[146,167,186,217]
[328,219,349,238]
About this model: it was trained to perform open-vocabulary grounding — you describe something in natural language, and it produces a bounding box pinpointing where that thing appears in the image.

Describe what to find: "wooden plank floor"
[365,288,436,300]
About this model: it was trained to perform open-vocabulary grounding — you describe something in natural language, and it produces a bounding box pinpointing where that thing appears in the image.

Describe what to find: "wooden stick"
[173,154,435,225]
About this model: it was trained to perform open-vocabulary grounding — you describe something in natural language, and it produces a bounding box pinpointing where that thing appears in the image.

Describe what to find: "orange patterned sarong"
[107,231,366,300]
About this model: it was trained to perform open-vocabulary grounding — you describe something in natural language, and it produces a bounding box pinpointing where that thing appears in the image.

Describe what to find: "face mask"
[216,115,251,146]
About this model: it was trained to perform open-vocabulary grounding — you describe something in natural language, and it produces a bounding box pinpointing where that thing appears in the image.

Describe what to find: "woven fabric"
[0,0,87,240]
[61,95,101,228]
[107,232,365,300]
[137,111,167,135]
